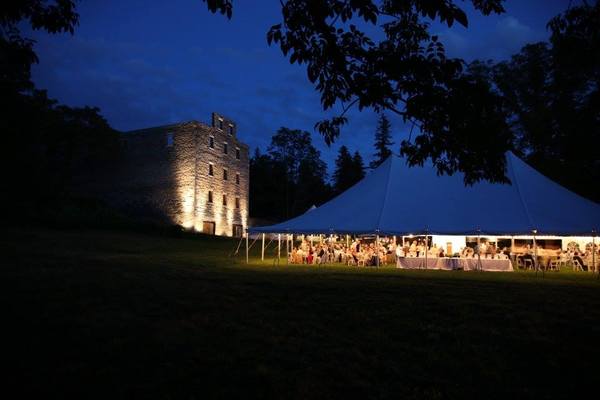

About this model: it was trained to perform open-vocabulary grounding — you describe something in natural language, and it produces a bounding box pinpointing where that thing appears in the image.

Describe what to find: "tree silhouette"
[333,146,366,195]
[256,128,331,219]
[294,157,332,215]
[370,113,393,169]
[467,2,600,202]
[352,151,366,183]
[1,0,79,93]
[203,0,512,184]
[333,145,354,194]
[1,1,121,224]
[249,148,287,219]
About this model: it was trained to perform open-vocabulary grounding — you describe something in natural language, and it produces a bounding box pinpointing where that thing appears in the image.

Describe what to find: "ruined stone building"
[118,112,249,236]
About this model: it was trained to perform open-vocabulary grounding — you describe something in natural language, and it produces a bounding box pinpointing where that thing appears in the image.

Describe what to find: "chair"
[523,258,534,270]
[548,257,560,271]
[558,254,569,268]
[572,258,584,272]
[516,256,524,269]
[590,258,598,273]
[585,256,597,273]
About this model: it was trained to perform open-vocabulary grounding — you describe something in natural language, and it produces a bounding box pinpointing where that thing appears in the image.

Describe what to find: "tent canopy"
[249,152,600,236]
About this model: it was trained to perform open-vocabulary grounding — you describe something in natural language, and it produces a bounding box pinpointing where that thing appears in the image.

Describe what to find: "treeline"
[4,90,120,197]
[1,2,122,224]
[250,112,398,221]
[250,127,369,221]
[465,4,599,202]
[3,87,123,225]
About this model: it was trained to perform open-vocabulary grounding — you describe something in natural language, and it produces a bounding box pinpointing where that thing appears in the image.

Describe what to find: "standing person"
[396,243,405,268]
[478,241,487,257]
[318,245,326,264]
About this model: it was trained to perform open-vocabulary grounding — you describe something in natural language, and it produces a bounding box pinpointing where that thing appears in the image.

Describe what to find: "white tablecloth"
[397,257,513,272]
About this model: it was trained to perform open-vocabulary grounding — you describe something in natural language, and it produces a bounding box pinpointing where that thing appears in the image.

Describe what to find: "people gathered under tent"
[286,236,599,271]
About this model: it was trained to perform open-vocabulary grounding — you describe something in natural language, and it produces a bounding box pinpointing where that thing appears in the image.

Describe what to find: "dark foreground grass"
[3,227,600,399]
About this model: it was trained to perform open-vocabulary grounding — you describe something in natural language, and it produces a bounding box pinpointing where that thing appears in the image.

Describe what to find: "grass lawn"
[3,227,600,399]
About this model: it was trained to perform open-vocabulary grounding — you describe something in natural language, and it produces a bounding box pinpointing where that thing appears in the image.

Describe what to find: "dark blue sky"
[29,0,573,172]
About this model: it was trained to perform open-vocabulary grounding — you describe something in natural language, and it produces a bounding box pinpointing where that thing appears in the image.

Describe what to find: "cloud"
[497,15,534,37]
[28,30,409,177]
[439,29,470,56]
[30,34,232,131]
[436,15,546,61]
[488,16,546,58]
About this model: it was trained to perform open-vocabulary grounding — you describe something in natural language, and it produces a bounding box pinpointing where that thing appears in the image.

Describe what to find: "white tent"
[249,152,600,236]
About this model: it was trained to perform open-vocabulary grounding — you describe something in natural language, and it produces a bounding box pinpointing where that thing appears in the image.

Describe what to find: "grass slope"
[3,228,600,399]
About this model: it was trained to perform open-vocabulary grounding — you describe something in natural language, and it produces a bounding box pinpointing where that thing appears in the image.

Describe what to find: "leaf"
[455,9,468,28]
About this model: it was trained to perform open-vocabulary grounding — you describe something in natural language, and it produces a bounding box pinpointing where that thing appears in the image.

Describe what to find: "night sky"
[28,0,573,172]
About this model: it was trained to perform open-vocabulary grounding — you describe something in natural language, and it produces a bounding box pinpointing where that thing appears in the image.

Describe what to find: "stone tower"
[119,112,249,236]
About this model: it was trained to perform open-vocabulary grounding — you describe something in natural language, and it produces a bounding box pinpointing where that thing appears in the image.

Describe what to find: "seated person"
[370,251,379,266]
[573,251,588,271]
[521,252,535,267]
[488,244,497,258]
[396,244,405,259]
[317,246,326,263]
[298,247,305,262]
[290,247,298,263]
[478,242,487,256]
[307,249,314,264]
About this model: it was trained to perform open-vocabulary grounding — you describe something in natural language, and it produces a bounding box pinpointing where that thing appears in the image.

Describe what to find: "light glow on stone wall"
[179,186,196,229]
[172,123,248,237]
[193,189,206,232]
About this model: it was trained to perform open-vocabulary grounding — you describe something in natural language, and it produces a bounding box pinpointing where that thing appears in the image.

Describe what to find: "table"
[397,257,513,272]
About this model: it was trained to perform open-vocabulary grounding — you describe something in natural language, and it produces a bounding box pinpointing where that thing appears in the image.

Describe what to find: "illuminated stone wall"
[118,112,249,236]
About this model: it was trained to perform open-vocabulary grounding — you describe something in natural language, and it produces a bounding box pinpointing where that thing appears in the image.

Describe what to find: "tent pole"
[286,234,289,265]
[310,235,313,247]
[261,233,265,261]
[245,231,249,264]
[346,234,349,248]
[511,235,515,260]
[533,230,541,277]
[278,233,281,262]
[376,234,380,267]
[592,232,597,277]
[320,234,323,245]
[424,233,428,269]
[477,231,481,272]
